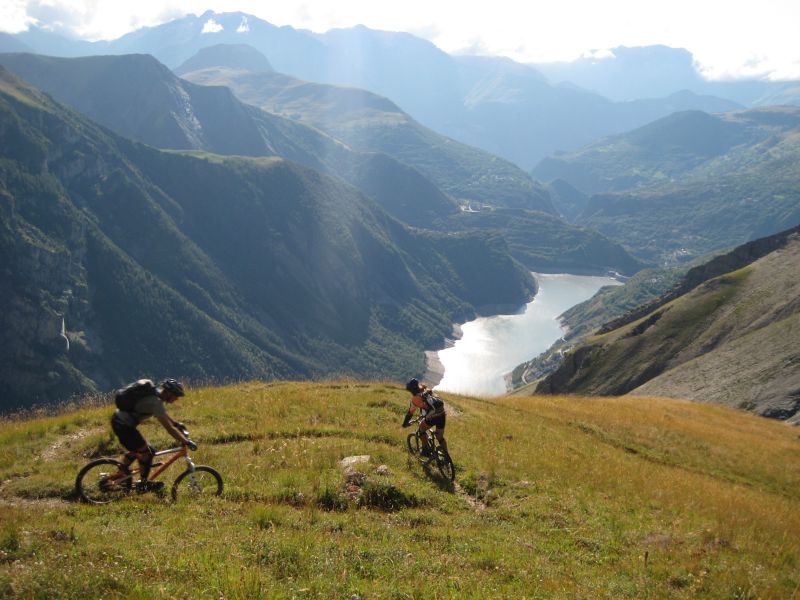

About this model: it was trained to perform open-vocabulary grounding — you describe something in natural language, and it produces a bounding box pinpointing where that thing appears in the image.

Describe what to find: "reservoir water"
[436,273,621,396]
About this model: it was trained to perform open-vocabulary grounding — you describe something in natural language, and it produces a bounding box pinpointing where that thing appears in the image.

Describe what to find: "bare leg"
[133,444,154,480]
[418,421,433,454]
[434,429,449,455]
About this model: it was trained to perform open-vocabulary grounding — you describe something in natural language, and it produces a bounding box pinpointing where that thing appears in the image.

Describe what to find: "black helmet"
[405,378,421,394]
[160,378,185,397]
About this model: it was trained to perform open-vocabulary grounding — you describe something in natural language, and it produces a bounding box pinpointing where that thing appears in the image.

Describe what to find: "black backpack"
[423,390,445,412]
[114,379,157,412]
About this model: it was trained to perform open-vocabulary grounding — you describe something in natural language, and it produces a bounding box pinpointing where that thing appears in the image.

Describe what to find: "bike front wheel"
[171,466,223,501]
[75,458,133,504]
[406,432,433,464]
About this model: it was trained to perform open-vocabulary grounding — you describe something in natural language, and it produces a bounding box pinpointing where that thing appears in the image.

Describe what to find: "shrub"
[316,485,349,512]
[358,481,420,512]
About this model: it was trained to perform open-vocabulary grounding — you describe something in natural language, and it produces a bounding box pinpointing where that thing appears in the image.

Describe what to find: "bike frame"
[126,445,195,481]
[411,417,438,440]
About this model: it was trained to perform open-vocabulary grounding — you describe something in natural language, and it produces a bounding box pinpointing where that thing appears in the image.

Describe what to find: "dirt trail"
[40,428,100,461]
[453,480,487,512]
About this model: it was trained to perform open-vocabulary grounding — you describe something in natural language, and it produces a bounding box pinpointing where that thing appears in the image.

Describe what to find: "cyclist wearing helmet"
[111,378,195,491]
[402,378,448,458]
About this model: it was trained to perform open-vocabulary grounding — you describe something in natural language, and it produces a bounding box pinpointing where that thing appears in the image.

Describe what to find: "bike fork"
[182,457,204,492]
[184,456,196,472]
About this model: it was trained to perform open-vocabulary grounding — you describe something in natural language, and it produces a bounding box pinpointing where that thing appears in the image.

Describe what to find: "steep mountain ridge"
[178,62,554,212]
[0,52,341,163]
[0,65,536,410]
[0,51,472,233]
[175,42,274,74]
[534,108,799,196]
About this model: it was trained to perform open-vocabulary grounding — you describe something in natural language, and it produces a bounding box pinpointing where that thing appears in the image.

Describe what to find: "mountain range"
[0,50,642,276]
[1,11,763,168]
[534,45,800,106]
[1,11,798,414]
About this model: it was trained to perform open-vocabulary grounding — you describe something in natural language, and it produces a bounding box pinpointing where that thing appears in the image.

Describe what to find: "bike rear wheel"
[75,458,133,504]
[171,466,223,501]
[435,449,456,481]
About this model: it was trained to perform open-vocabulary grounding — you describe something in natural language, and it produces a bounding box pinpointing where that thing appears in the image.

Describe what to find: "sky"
[2,0,799,80]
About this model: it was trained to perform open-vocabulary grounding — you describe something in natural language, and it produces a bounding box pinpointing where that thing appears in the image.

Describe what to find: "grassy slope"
[1,382,799,598]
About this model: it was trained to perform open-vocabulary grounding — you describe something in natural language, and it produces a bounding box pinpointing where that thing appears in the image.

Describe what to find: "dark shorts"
[424,411,446,430]
[111,416,147,452]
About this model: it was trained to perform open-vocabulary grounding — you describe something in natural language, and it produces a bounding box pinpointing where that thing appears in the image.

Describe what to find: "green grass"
[1,381,799,598]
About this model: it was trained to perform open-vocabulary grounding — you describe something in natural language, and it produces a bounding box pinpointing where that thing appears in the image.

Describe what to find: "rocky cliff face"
[0,190,98,403]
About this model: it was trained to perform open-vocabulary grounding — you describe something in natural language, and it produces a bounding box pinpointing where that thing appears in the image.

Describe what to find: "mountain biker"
[401,378,449,458]
[110,378,195,491]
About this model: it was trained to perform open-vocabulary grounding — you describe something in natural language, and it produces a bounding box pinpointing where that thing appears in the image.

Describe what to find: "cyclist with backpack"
[401,378,449,458]
[111,378,195,491]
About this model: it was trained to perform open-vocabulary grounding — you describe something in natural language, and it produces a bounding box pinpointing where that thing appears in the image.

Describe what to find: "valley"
[0,11,798,424]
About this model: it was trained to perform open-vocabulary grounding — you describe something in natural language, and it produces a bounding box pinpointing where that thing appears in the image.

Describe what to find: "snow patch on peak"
[202,18,223,34]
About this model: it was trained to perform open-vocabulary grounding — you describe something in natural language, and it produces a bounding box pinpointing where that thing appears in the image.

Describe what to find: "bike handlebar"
[165,423,197,451]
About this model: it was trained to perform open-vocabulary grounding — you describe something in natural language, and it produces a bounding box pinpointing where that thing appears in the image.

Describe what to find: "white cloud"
[581,49,617,61]
[0,0,35,33]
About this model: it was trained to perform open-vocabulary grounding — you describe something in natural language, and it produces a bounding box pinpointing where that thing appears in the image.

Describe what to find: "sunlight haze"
[2,0,799,79]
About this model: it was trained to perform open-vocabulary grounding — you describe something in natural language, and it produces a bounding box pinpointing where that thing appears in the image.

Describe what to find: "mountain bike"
[406,417,455,481]
[75,426,223,504]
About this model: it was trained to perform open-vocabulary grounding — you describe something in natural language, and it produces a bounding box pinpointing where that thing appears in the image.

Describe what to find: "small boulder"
[339,455,370,469]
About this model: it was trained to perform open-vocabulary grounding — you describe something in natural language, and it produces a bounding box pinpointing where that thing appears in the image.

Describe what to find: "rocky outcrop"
[535,345,600,395]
